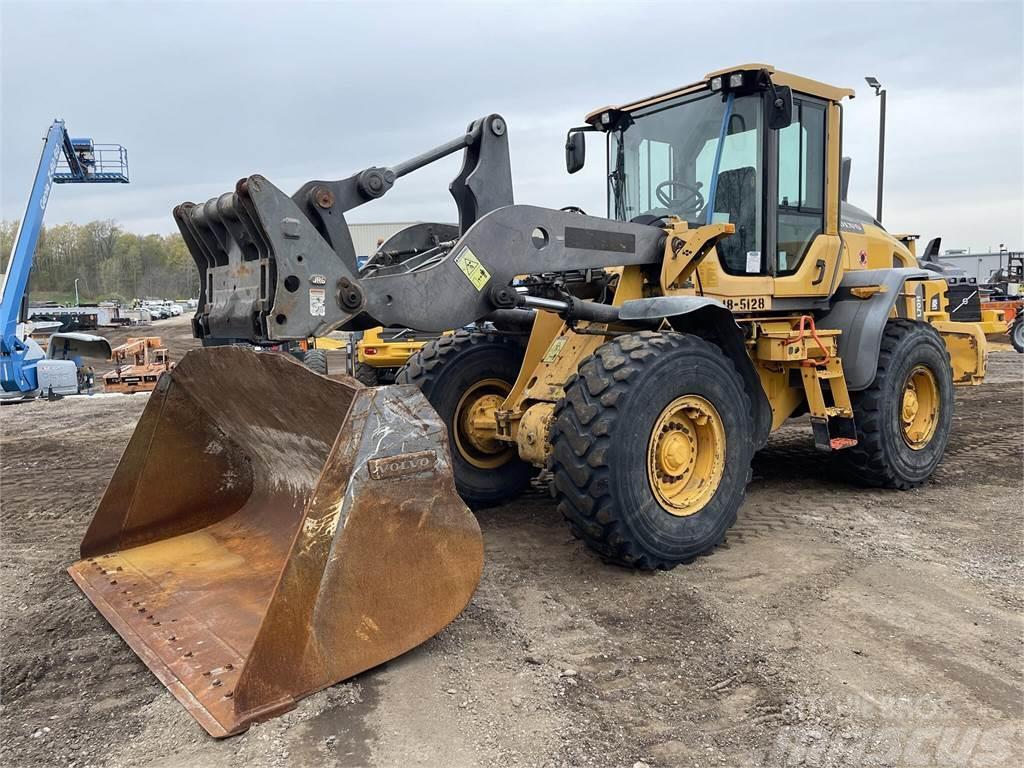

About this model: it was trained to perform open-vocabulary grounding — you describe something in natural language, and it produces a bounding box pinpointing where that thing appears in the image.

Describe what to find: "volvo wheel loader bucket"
[68,346,482,737]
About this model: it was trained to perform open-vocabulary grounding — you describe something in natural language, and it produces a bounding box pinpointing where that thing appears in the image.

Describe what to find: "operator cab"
[567,65,861,299]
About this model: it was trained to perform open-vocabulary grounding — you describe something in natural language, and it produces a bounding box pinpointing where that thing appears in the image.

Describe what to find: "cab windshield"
[608,91,764,274]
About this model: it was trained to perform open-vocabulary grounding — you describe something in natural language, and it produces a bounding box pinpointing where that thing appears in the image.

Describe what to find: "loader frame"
[173,64,987,458]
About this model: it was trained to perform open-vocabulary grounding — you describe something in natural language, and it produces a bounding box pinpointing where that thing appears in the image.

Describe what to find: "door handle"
[811,258,827,286]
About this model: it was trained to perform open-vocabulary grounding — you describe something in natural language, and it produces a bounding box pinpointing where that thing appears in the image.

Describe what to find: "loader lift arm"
[178,114,677,342]
[179,114,515,340]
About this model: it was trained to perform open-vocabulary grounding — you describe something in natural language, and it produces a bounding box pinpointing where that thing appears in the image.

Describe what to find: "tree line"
[0,220,198,303]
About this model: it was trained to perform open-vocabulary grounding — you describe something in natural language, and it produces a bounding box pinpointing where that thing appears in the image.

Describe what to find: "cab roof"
[584,64,856,124]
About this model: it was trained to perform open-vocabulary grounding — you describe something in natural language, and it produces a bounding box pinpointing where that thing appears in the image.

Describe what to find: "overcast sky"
[2,0,1021,252]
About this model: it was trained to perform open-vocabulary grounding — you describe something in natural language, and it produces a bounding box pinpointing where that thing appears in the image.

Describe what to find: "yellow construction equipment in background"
[347,327,431,385]
[72,65,992,736]
[284,328,426,382]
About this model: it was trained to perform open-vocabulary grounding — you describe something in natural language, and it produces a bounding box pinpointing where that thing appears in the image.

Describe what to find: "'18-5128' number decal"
[722,296,770,312]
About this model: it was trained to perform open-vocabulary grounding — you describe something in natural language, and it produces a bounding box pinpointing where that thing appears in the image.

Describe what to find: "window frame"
[606,89,719,221]
[777,100,827,215]
[769,94,829,277]
[601,88,835,281]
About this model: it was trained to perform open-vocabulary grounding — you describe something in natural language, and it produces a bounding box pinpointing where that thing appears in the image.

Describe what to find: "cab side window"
[697,98,764,275]
[636,139,674,214]
[776,100,826,274]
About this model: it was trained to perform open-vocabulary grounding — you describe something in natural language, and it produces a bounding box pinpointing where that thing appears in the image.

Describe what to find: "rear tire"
[549,331,754,570]
[302,349,328,375]
[352,361,381,386]
[396,330,531,507]
[834,320,954,489]
[1011,316,1024,353]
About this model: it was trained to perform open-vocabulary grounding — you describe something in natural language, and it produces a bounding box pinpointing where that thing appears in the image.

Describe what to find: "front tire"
[549,331,754,570]
[834,320,954,489]
[396,330,531,507]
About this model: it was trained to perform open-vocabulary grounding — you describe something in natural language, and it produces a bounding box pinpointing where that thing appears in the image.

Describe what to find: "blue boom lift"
[0,120,128,400]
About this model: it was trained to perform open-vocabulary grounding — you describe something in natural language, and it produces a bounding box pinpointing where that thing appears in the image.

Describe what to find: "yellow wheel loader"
[70,65,989,736]
[346,325,432,385]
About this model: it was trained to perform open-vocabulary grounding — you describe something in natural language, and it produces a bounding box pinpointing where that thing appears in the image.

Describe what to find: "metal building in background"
[347,222,421,259]
[938,250,1018,284]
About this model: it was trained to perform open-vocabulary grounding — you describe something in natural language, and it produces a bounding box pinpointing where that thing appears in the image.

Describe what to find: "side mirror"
[767,85,793,130]
[565,130,586,174]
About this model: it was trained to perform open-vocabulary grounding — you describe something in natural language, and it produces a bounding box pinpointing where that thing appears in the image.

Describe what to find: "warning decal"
[309,288,326,317]
[454,247,491,291]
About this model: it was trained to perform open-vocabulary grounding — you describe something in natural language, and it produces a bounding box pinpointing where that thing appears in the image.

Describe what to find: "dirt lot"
[2,318,1021,768]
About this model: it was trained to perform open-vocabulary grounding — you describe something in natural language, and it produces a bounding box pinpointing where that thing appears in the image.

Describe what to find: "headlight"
[729,73,744,89]
[710,76,723,92]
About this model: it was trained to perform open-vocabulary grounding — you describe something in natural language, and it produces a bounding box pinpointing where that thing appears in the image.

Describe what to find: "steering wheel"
[560,205,587,215]
[655,180,705,217]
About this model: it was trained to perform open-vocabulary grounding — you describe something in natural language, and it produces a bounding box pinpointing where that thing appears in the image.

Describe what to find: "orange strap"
[786,315,831,366]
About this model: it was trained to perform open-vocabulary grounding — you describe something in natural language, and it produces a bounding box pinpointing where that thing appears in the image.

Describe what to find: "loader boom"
[179,115,515,341]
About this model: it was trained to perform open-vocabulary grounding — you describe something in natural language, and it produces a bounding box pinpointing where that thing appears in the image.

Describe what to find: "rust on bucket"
[69,346,482,736]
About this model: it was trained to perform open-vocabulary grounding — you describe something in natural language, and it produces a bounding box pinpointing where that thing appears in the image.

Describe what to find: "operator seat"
[713,167,757,273]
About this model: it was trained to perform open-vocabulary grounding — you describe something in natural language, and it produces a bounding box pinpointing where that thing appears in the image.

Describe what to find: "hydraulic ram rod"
[390,133,475,178]
[519,295,621,324]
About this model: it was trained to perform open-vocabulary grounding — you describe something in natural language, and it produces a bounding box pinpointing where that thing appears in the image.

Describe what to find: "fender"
[618,296,772,448]
[818,268,931,391]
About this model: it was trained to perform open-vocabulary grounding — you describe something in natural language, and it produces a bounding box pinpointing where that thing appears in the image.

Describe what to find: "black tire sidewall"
[410,338,531,505]
[606,343,753,562]
[1012,318,1024,353]
[353,362,380,386]
[302,349,328,375]
[872,327,954,483]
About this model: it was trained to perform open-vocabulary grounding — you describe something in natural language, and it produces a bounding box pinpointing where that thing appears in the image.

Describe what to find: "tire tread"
[549,331,753,570]
[835,320,953,489]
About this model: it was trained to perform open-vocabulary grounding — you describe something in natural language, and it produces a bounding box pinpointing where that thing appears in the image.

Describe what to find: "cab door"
[771,97,843,298]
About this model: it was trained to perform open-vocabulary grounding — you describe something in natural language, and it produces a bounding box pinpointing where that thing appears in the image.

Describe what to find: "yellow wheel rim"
[453,378,514,469]
[647,395,726,517]
[900,365,939,450]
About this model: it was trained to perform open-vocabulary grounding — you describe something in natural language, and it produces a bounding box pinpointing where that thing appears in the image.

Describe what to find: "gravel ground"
[2,317,1021,768]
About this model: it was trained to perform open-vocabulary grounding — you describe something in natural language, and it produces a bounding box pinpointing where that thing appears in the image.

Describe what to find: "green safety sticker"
[454,247,491,291]
[542,337,567,363]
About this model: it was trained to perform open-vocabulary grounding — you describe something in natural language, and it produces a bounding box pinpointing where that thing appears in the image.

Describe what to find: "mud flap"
[68,346,482,737]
